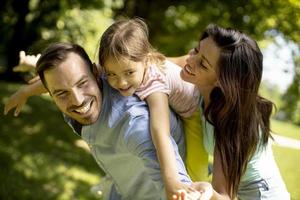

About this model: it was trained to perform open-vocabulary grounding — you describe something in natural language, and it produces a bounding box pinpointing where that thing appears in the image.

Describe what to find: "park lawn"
[271,119,300,140]
[271,118,300,200]
[273,145,300,200]
[0,82,103,200]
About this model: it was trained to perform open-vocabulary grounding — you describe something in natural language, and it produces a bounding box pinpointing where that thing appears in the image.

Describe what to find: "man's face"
[44,52,102,125]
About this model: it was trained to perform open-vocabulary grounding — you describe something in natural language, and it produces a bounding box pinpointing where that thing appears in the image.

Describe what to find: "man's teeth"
[75,102,91,114]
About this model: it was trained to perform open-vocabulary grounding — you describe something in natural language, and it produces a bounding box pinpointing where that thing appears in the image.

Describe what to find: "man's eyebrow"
[52,75,88,95]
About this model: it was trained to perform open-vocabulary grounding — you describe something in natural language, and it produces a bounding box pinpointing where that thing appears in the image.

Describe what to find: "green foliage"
[280,56,300,125]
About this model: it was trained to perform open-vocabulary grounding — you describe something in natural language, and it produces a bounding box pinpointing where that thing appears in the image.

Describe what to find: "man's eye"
[57,92,67,98]
[78,81,87,87]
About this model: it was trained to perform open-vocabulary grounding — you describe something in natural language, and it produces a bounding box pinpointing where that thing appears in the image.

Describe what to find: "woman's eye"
[200,60,207,69]
[194,47,199,53]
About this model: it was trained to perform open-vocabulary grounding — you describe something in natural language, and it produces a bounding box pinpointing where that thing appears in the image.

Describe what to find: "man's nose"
[70,90,84,106]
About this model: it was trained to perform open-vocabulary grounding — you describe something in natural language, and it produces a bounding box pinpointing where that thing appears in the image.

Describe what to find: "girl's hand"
[169,181,201,200]
[172,189,201,200]
[4,86,30,116]
[13,51,40,72]
[172,182,213,200]
[191,182,213,200]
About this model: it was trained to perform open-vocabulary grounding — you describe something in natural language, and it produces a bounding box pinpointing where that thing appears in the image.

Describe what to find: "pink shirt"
[135,60,200,118]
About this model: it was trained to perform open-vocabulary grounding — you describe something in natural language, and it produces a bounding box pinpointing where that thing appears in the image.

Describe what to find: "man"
[4,42,191,199]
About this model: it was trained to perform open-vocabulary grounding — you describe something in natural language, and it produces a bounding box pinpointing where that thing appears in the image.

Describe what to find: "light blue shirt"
[65,79,191,200]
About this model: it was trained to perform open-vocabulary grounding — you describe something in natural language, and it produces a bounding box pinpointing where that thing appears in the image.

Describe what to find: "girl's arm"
[173,150,231,200]
[146,92,191,199]
[4,79,47,116]
[167,55,189,68]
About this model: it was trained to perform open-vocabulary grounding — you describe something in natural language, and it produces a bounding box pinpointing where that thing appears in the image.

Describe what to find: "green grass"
[273,146,300,200]
[271,119,300,200]
[0,82,103,200]
[1,82,300,199]
[271,119,300,140]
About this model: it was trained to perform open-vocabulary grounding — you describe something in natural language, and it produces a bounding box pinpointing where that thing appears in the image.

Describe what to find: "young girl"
[98,18,208,198]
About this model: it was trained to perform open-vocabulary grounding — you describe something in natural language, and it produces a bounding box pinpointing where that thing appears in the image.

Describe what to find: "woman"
[174,24,290,200]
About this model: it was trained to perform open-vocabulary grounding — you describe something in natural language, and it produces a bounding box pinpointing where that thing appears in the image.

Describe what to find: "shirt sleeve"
[135,64,171,100]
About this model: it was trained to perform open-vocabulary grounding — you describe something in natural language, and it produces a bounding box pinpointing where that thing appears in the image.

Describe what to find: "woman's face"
[180,37,220,92]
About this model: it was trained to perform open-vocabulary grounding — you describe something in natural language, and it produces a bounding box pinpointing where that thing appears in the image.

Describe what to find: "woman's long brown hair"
[202,24,274,198]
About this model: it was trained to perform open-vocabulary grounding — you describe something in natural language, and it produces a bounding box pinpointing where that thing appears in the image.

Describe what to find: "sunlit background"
[1,0,299,199]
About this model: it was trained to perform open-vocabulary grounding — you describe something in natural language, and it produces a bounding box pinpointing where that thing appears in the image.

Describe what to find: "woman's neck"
[198,85,213,110]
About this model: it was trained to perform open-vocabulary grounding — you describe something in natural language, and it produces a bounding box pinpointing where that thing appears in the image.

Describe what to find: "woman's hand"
[13,51,40,72]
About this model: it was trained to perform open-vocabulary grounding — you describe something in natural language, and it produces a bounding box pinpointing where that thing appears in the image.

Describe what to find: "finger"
[172,194,178,200]
[14,103,24,117]
[4,105,8,115]
[19,51,26,62]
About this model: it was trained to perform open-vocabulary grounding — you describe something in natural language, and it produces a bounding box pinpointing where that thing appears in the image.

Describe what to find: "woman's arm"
[209,149,231,200]
[146,92,192,199]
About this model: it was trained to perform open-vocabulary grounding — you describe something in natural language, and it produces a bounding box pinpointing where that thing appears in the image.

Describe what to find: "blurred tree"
[1,0,300,86]
[0,0,107,81]
[280,54,300,124]
[111,0,300,55]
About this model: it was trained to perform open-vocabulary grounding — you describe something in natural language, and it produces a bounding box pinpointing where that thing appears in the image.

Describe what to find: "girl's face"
[104,57,146,96]
[180,37,220,93]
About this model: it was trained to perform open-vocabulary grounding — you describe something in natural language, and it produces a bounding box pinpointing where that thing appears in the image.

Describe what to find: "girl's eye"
[106,73,115,77]
[126,71,135,76]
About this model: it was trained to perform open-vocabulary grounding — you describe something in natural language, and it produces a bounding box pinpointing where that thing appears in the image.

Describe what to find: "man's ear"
[92,63,101,77]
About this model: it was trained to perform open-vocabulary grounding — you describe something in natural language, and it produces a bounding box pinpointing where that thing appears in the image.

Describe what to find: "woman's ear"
[214,80,220,87]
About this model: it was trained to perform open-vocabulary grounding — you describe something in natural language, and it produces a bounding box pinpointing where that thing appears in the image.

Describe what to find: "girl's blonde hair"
[98,18,165,69]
